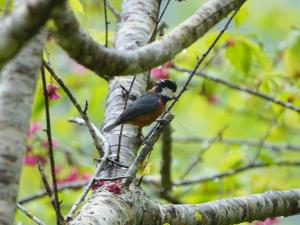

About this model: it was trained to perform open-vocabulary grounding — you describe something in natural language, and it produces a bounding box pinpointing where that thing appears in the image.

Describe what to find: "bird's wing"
[118,92,161,123]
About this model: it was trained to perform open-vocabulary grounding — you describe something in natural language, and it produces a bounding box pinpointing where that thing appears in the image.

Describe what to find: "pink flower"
[106,181,121,194]
[150,61,173,80]
[91,179,122,194]
[91,180,106,190]
[44,83,60,100]
[82,172,91,181]
[23,155,47,166]
[255,217,280,225]
[28,122,42,137]
[42,139,59,149]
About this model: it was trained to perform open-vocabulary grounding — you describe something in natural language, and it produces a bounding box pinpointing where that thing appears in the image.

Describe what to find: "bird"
[103,79,177,132]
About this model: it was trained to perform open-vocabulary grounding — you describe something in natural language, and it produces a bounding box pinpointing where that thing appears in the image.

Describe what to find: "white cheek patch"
[161,87,174,99]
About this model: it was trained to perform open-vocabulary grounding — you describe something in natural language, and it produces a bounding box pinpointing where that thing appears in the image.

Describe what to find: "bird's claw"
[156,118,169,125]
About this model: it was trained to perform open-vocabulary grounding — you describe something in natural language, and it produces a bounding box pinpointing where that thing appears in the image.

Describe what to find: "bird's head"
[153,79,177,102]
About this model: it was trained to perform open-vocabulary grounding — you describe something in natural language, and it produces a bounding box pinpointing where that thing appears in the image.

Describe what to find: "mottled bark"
[0,31,45,224]
[69,188,300,225]
[52,0,246,76]
[0,0,64,68]
[98,0,159,178]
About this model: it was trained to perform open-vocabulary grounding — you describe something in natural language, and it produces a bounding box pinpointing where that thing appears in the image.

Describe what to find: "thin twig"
[16,203,46,225]
[174,160,300,186]
[94,176,129,181]
[124,114,174,186]
[180,125,228,180]
[251,109,284,162]
[160,124,172,192]
[18,180,88,205]
[37,161,63,222]
[40,65,62,225]
[106,0,120,20]
[173,66,300,115]
[65,117,110,221]
[43,61,104,156]
[103,0,109,47]
[174,137,300,152]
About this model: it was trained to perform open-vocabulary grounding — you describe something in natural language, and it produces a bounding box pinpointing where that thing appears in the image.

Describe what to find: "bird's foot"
[156,118,169,126]
[120,85,137,100]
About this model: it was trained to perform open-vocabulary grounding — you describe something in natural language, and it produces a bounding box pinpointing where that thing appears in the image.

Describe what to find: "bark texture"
[52,0,246,76]
[0,31,45,225]
[69,188,300,225]
[0,0,63,68]
[99,0,159,178]
[0,0,46,221]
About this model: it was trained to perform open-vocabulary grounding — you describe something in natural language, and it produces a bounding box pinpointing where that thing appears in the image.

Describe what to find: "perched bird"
[103,79,177,132]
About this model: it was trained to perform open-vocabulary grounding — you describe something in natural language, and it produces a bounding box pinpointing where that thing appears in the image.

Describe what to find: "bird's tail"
[103,121,120,132]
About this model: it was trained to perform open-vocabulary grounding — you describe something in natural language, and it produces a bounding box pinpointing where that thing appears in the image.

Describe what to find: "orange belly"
[127,99,164,127]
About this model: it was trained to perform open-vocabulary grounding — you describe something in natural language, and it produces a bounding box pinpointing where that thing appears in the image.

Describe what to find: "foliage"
[14,0,300,224]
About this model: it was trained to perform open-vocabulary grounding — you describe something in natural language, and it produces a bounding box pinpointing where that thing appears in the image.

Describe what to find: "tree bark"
[69,188,300,225]
[0,0,64,68]
[52,0,246,76]
[0,0,46,220]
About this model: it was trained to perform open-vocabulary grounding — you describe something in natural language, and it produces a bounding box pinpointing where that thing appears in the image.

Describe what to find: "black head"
[154,80,177,102]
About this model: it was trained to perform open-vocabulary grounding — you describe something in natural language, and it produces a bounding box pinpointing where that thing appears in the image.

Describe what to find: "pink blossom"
[150,61,173,80]
[44,83,60,100]
[57,168,79,185]
[23,155,47,166]
[42,139,59,149]
[82,172,91,181]
[255,217,280,225]
[91,180,106,190]
[106,181,121,194]
[28,122,42,137]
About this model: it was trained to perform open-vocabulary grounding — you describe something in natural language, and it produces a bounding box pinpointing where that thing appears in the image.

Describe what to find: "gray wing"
[118,92,160,123]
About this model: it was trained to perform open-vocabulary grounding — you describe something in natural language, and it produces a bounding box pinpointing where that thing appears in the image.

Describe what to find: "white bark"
[0,0,46,219]
[69,188,300,225]
[0,0,64,68]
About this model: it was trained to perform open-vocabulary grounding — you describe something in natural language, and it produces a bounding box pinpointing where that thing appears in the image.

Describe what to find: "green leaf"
[194,211,203,222]
[234,5,248,27]
[283,31,300,77]
[70,0,85,14]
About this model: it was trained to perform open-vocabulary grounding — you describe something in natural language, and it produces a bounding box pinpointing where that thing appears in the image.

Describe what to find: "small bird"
[103,79,177,132]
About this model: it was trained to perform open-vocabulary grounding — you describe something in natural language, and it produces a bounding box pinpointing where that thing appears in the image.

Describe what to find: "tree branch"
[43,61,104,156]
[174,160,300,186]
[40,65,62,225]
[68,188,300,225]
[160,124,172,193]
[173,66,300,115]
[0,0,64,68]
[52,0,246,77]
[18,180,88,205]
[16,203,46,225]
[175,136,300,152]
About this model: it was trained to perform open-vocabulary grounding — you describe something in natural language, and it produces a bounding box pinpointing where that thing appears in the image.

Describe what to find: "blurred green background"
[5,0,299,224]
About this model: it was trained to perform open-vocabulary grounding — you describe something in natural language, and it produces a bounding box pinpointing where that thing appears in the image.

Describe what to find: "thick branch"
[0,0,64,68]
[0,30,45,225]
[52,0,246,77]
[68,188,300,225]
